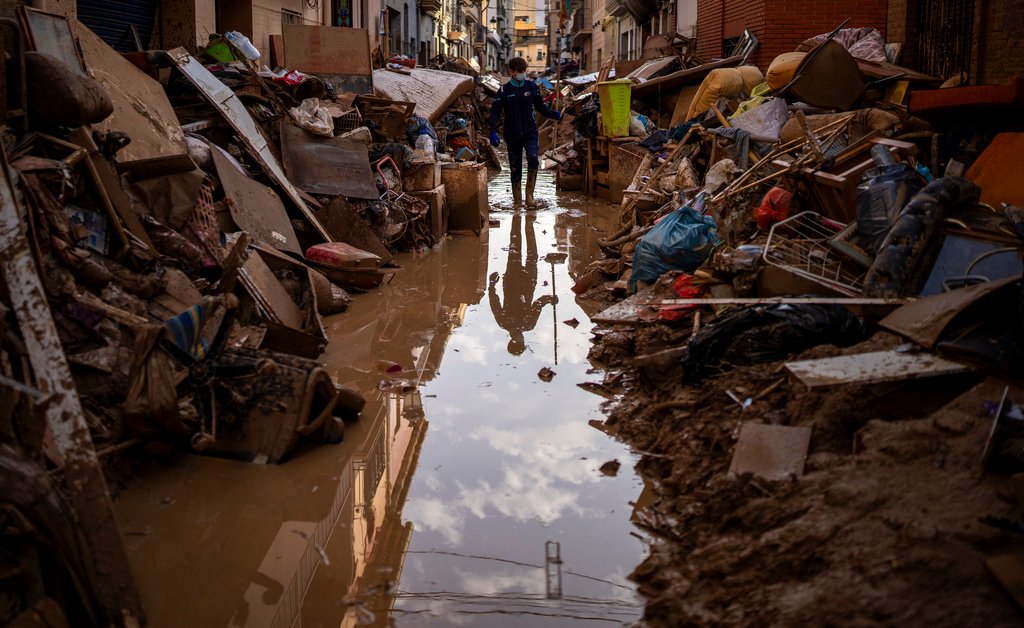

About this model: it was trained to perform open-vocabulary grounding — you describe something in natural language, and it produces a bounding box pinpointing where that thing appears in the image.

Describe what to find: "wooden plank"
[729,423,812,481]
[0,159,144,625]
[283,25,372,76]
[642,297,911,306]
[785,350,971,389]
[281,25,373,94]
[209,142,303,256]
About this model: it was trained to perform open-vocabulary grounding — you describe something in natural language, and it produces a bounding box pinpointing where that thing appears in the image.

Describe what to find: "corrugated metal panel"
[76,0,157,52]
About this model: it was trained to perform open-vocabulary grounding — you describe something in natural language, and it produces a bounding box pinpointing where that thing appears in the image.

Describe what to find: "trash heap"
[1,10,500,473]
[1,11,498,626]
[572,24,1024,627]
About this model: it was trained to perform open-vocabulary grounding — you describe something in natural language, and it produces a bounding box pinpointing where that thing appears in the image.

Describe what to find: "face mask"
[513,72,527,82]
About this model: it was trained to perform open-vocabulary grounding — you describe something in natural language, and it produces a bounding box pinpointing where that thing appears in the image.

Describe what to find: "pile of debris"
[572,21,1024,626]
[0,12,494,626]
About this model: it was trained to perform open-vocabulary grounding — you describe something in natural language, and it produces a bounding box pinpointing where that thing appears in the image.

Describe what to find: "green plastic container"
[204,35,237,63]
[598,79,632,138]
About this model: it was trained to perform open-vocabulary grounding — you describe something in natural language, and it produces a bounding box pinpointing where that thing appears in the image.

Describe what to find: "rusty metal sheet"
[0,159,144,624]
[372,68,475,122]
[279,123,379,199]
[785,350,971,389]
[208,142,302,256]
[729,423,811,481]
[166,48,331,242]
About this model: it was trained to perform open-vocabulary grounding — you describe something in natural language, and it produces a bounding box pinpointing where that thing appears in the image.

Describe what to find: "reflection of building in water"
[255,237,488,627]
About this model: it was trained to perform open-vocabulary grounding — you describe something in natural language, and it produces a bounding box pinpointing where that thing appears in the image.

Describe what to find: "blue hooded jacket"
[489,79,558,140]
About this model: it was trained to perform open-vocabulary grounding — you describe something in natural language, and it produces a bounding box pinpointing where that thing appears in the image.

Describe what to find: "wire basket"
[762,211,867,296]
[334,109,363,135]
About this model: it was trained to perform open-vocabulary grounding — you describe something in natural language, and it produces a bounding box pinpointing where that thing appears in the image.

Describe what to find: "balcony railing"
[571,7,590,34]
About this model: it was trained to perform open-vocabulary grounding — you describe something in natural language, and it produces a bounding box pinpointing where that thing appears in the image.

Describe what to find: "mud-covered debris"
[599,459,621,476]
[538,367,555,382]
[564,318,580,328]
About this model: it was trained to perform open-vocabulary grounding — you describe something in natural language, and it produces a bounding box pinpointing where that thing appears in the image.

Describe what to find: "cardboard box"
[440,162,487,234]
[404,161,442,192]
[409,184,447,241]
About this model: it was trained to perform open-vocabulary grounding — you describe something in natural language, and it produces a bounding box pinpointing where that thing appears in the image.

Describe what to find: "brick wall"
[697,0,887,69]
[973,0,1024,84]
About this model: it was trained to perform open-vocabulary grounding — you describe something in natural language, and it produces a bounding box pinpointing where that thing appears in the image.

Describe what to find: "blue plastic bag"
[629,195,720,291]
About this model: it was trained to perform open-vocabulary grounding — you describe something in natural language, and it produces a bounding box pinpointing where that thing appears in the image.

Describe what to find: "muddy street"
[113,166,646,626]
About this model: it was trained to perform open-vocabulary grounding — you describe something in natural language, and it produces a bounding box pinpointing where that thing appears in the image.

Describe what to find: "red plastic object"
[755,186,793,231]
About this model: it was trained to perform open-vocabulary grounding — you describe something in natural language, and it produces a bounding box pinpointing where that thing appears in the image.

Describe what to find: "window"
[537,49,544,60]
[282,9,303,25]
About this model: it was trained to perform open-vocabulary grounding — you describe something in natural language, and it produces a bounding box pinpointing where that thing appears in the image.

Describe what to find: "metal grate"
[916,0,974,82]
[763,212,867,297]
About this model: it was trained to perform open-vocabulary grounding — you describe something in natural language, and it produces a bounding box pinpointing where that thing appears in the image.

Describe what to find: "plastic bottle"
[414,129,435,161]
[224,31,260,61]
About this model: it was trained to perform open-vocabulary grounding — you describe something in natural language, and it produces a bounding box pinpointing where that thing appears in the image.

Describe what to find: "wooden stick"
[620,128,698,229]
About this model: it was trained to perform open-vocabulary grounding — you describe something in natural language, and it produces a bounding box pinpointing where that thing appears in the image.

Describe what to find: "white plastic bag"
[289,98,334,137]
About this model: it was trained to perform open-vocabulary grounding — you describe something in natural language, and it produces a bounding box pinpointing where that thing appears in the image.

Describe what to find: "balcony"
[448,30,468,42]
[571,7,591,45]
[605,0,627,17]
[570,7,590,34]
[420,0,442,15]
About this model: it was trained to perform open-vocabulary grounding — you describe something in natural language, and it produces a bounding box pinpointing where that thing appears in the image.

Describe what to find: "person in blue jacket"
[489,57,561,208]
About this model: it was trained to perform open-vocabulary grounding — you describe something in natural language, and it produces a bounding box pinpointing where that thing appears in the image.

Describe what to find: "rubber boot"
[525,168,538,208]
[511,180,523,206]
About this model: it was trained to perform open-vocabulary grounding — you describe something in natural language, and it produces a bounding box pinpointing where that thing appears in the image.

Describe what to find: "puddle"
[114,165,646,627]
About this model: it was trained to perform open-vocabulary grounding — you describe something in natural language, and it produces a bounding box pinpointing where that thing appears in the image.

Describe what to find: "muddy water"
[114,166,645,626]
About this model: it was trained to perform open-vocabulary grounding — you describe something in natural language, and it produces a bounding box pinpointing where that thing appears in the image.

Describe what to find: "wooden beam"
[0,156,144,625]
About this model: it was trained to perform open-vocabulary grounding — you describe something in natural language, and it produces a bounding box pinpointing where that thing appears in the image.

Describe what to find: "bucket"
[598,79,631,138]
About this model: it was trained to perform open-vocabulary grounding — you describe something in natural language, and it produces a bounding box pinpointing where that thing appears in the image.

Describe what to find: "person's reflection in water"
[489,211,557,355]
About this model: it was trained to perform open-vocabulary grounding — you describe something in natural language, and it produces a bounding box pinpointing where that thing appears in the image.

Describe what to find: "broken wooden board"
[166,48,331,243]
[729,423,812,481]
[590,283,662,325]
[785,350,972,389]
[282,25,373,94]
[75,22,192,176]
[208,142,302,256]
[987,554,1024,611]
[0,157,144,624]
[372,68,475,122]
[592,296,909,325]
[879,275,1021,349]
[279,123,379,200]
[240,252,304,330]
